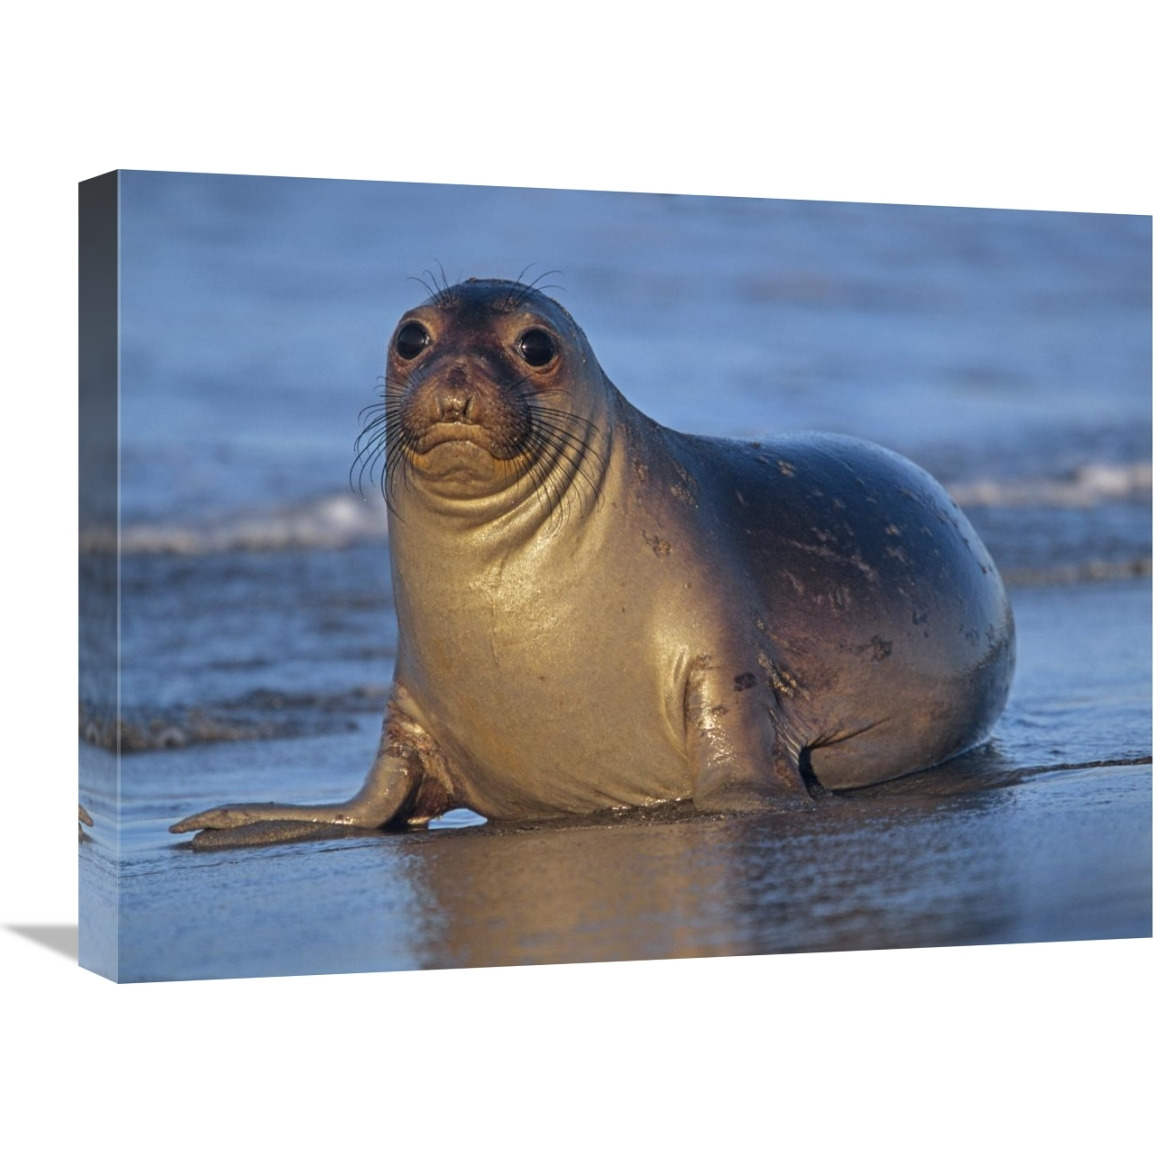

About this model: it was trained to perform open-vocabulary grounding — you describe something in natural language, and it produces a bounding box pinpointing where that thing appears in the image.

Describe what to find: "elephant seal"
[172,278,1015,846]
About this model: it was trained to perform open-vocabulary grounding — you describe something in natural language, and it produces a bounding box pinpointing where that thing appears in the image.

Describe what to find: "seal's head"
[360,278,607,520]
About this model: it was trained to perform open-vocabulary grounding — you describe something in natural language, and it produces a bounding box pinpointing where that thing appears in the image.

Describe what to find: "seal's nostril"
[437,390,471,422]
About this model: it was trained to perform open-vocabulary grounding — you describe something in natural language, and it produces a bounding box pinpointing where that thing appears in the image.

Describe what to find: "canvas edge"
[78,169,120,982]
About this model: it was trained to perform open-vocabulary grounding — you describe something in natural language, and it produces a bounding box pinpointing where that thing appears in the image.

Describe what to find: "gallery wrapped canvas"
[79,170,1151,982]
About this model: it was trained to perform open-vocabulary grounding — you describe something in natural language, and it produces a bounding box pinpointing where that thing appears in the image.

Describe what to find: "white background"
[2,3,1149,1150]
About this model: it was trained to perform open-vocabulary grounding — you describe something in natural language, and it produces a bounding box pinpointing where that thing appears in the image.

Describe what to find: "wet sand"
[80,577,1151,982]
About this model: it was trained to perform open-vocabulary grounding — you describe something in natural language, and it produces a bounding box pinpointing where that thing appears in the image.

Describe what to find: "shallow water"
[79,173,1151,980]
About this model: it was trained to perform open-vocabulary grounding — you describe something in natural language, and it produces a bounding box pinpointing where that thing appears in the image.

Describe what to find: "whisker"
[510,269,564,309]
[503,265,538,312]
[406,273,437,302]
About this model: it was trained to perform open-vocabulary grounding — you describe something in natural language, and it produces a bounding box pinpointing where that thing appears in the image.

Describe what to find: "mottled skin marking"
[850,635,893,662]
[643,532,672,557]
[172,278,1015,847]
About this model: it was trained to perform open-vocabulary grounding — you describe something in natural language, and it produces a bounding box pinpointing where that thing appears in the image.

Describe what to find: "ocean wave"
[946,462,1151,508]
[1001,557,1151,587]
[80,685,390,752]
[83,493,390,556]
[85,459,1152,557]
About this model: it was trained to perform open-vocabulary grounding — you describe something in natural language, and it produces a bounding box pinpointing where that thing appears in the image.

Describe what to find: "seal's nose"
[436,387,473,422]
[436,366,474,422]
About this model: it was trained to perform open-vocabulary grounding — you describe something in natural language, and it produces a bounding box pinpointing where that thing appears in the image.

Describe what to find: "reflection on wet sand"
[94,718,1150,982]
[391,770,1015,970]
[404,811,745,968]
[360,745,1148,971]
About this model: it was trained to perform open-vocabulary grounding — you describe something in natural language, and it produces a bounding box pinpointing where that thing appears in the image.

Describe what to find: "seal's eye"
[517,328,556,368]
[395,322,431,360]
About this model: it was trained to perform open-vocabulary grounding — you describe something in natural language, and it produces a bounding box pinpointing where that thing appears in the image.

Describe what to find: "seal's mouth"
[413,420,508,458]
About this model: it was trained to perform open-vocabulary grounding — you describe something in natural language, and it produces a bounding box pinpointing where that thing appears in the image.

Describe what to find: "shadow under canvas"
[7,925,80,962]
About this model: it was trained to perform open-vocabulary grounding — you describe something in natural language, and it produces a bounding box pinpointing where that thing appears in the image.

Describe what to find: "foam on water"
[88,457,1152,558]
[108,492,389,555]
[948,461,1152,508]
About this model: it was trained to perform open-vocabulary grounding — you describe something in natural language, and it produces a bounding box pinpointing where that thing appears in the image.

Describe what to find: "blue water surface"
[117,172,1151,523]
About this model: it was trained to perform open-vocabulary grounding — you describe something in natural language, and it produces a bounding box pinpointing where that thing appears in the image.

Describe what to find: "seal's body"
[173,279,1014,844]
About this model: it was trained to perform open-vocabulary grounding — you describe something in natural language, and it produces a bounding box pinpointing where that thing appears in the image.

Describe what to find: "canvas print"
[79,170,1151,982]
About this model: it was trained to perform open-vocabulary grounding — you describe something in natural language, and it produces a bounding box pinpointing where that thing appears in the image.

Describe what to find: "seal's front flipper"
[684,656,813,814]
[182,819,388,851]
[167,751,417,842]
[169,695,452,845]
